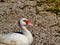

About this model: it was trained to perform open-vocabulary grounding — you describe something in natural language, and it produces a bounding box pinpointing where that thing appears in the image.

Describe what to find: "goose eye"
[23,20,29,25]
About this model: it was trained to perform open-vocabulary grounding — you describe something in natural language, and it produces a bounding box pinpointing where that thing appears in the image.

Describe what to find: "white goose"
[0,18,33,45]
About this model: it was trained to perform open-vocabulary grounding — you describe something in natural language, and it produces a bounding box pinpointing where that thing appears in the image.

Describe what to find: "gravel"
[0,0,60,45]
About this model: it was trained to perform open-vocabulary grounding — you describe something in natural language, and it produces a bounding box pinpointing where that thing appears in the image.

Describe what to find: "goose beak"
[28,23,33,26]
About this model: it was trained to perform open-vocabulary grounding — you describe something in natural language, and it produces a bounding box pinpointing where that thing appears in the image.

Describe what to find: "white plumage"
[0,18,33,45]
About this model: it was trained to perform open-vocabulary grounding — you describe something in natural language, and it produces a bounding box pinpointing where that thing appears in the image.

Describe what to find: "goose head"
[19,18,33,44]
[19,18,33,26]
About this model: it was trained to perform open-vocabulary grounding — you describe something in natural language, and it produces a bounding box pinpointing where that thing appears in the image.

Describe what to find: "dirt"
[0,0,60,45]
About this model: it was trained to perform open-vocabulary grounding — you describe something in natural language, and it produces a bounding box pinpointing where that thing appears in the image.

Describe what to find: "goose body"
[0,18,33,45]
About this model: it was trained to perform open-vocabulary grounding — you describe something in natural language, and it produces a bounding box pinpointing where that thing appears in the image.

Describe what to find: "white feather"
[0,18,33,45]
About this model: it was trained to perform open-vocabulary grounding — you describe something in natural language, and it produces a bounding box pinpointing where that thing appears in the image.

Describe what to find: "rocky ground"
[0,0,60,45]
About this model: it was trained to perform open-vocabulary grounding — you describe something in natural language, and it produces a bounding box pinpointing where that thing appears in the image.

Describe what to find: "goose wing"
[0,33,17,45]
[0,37,16,45]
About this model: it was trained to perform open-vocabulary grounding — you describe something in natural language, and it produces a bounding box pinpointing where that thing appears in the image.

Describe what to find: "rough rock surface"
[0,0,60,45]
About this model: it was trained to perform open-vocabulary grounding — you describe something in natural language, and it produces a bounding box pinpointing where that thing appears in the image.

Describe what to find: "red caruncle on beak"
[23,20,33,26]
[23,20,29,25]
